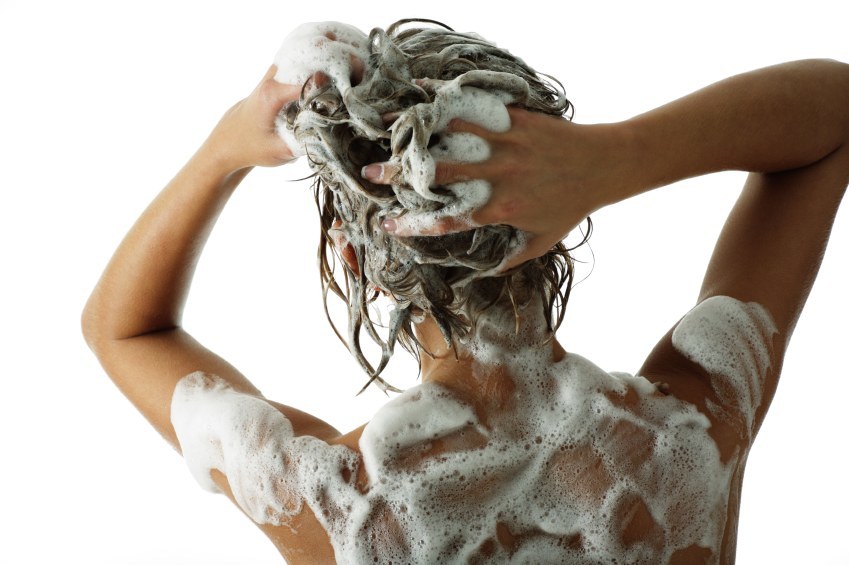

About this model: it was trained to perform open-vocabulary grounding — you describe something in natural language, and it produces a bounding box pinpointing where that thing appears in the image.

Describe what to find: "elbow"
[81,290,106,354]
[835,60,849,145]
[815,59,849,141]
[81,299,98,352]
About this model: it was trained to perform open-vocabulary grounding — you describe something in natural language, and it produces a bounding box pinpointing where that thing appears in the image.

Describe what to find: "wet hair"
[284,20,587,392]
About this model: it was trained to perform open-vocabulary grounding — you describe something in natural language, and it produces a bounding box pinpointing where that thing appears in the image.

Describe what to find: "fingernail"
[381,217,397,233]
[361,164,383,181]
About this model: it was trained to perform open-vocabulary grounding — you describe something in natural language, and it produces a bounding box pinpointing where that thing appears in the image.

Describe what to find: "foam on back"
[171,296,775,563]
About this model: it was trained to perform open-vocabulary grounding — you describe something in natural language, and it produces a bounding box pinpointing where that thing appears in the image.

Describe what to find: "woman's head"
[280,20,582,391]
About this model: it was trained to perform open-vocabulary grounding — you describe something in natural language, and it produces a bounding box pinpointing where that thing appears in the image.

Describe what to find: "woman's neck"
[414,301,565,422]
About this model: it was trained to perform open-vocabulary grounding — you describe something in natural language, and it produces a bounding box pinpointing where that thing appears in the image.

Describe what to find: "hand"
[362,107,627,269]
[204,65,302,173]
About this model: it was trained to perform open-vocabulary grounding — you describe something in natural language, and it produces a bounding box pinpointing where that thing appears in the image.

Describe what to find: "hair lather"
[282,20,588,392]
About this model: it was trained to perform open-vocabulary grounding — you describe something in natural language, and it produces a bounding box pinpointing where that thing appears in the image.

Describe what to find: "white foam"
[672,295,777,437]
[272,22,368,87]
[359,385,484,484]
[271,22,370,157]
[171,299,763,562]
[394,84,510,208]
[384,83,521,247]
[171,372,360,525]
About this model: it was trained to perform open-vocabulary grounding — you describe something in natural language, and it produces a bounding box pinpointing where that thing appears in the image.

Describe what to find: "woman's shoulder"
[638,295,780,455]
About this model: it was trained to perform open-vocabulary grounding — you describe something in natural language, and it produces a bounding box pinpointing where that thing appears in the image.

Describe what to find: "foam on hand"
[272,22,370,157]
[271,23,522,234]
[395,85,507,208]
[171,296,774,563]
[386,75,532,263]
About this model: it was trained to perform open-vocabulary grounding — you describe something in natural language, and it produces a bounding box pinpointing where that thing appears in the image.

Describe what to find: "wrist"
[197,130,250,178]
[575,120,643,213]
[191,137,254,191]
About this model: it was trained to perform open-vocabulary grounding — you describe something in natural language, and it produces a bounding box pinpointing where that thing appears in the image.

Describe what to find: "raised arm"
[371,62,845,255]
[365,59,849,440]
[623,59,849,436]
[81,66,339,447]
[368,60,849,337]
[625,59,849,331]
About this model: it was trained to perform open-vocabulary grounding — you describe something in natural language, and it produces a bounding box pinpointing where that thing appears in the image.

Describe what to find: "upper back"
[174,296,775,564]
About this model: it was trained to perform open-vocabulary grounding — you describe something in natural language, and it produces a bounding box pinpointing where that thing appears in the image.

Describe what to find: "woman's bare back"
[172,296,773,564]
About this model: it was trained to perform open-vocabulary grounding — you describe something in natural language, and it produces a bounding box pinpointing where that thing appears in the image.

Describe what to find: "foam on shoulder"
[360,384,481,478]
[171,318,742,563]
[672,295,777,436]
[171,372,360,526]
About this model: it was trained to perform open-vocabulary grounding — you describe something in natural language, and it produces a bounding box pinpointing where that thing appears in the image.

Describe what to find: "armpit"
[671,296,778,440]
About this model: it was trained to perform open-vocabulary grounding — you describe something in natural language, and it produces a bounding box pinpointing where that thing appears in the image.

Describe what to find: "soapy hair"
[285,20,587,392]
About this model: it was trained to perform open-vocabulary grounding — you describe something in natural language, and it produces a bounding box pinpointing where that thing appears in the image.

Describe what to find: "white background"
[1,0,847,563]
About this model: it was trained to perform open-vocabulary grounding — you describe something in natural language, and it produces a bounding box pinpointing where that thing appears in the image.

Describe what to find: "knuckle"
[473,205,499,226]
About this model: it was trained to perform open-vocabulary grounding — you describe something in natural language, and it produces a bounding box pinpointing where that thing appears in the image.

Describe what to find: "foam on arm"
[171,372,299,523]
[672,296,778,437]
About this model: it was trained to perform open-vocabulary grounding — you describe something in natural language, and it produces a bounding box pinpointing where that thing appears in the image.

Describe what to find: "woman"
[82,21,849,564]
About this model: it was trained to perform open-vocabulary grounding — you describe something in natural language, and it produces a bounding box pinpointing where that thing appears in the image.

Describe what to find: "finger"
[497,248,534,273]
[413,77,448,94]
[497,237,550,272]
[262,80,302,113]
[445,118,498,139]
[262,64,278,82]
[262,65,302,105]
[381,111,401,126]
[433,161,482,186]
[304,71,331,91]
[361,162,400,185]
[383,212,476,237]
[349,54,364,86]
[505,105,533,124]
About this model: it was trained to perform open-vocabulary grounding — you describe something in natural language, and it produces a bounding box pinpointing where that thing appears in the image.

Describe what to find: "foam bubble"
[171,298,764,562]
[171,372,360,525]
[672,295,777,438]
[272,22,368,87]
[271,22,370,157]
[392,84,511,206]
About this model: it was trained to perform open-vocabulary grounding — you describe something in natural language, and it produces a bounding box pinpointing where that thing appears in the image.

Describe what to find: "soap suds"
[272,22,370,157]
[171,372,360,525]
[171,21,775,563]
[171,296,771,563]
[273,22,529,264]
[672,296,777,437]
[385,76,522,255]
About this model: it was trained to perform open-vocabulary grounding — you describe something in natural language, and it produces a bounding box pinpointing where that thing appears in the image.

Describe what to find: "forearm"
[82,145,249,347]
[616,59,849,202]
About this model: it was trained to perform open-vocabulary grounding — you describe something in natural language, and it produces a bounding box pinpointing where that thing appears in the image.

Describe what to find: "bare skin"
[83,59,849,563]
